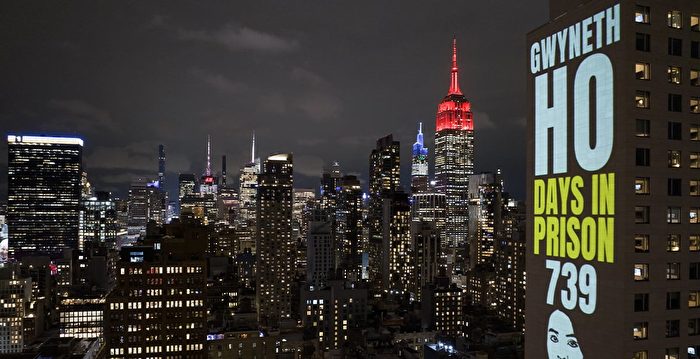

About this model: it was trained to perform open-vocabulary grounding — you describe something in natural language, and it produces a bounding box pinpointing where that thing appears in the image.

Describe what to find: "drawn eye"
[567,339,579,348]
[550,335,559,343]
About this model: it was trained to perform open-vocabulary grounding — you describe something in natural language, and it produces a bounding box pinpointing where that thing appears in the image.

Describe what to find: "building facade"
[527,1,700,357]
[433,39,475,249]
[256,153,294,328]
[7,135,83,259]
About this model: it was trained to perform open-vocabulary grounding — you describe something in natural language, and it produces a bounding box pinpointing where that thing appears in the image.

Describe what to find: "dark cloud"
[0,1,549,200]
[178,24,299,52]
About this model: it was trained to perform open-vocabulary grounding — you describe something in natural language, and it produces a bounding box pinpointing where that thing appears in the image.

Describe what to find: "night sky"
[0,1,548,201]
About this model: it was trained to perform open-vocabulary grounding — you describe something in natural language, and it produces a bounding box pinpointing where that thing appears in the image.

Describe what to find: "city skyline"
[0,1,549,201]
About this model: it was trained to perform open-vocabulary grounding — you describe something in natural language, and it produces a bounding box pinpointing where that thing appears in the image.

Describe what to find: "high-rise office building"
[256,153,294,328]
[7,135,83,259]
[493,199,525,331]
[0,265,31,353]
[422,275,464,340]
[412,221,441,301]
[368,135,401,290]
[127,179,165,234]
[300,280,368,352]
[433,39,475,249]
[467,172,505,269]
[221,155,227,188]
[158,144,165,187]
[238,134,260,245]
[178,174,196,204]
[79,191,117,250]
[293,188,316,241]
[335,175,364,281]
[306,218,334,289]
[412,122,430,193]
[383,191,413,294]
[527,1,700,357]
[320,161,342,213]
[105,231,207,358]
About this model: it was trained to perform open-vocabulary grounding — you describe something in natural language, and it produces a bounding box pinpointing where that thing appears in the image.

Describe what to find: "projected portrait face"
[547,310,583,359]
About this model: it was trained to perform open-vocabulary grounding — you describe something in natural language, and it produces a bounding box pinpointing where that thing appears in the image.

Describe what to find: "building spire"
[416,122,424,146]
[448,37,462,95]
[206,135,211,176]
[251,131,256,164]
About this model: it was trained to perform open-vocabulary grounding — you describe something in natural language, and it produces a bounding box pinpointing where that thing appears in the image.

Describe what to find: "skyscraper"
[526,1,700,357]
[238,133,260,246]
[158,144,165,188]
[7,135,83,259]
[256,153,294,328]
[411,122,429,193]
[335,175,364,281]
[434,39,475,249]
[367,135,401,290]
[79,191,117,250]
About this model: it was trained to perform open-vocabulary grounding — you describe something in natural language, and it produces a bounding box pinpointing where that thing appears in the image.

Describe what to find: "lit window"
[691,291,700,308]
[668,150,681,168]
[691,235,700,251]
[636,63,650,80]
[635,263,649,281]
[692,15,700,31]
[636,91,650,108]
[635,177,650,194]
[692,97,700,114]
[665,348,679,359]
[667,11,682,28]
[691,208,700,223]
[668,66,681,84]
[667,207,681,223]
[690,180,700,196]
[691,124,700,140]
[692,70,700,86]
[633,322,648,339]
[667,262,681,280]
[635,5,650,23]
[692,153,700,168]
[667,234,681,252]
[634,351,648,359]
[635,234,649,253]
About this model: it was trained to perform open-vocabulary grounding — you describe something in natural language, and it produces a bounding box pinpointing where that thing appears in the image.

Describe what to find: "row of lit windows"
[635,91,700,113]
[635,148,700,167]
[634,233,700,253]
[635,63,699,85]
[634,263,700,281]
[634,6,699,31]
[634,320,700,340]
[634,206,700,224]
[635,119,700,141]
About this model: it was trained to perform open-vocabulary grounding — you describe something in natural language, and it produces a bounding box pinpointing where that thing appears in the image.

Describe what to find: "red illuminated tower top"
[436,38,473,132]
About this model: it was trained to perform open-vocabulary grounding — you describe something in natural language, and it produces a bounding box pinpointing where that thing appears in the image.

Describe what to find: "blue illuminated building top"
[412,122,428,159]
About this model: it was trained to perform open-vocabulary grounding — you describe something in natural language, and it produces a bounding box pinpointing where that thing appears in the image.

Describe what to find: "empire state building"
[434,38,474,249]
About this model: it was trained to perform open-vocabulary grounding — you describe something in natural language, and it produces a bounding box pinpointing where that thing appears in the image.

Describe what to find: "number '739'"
[545,259,597,314]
